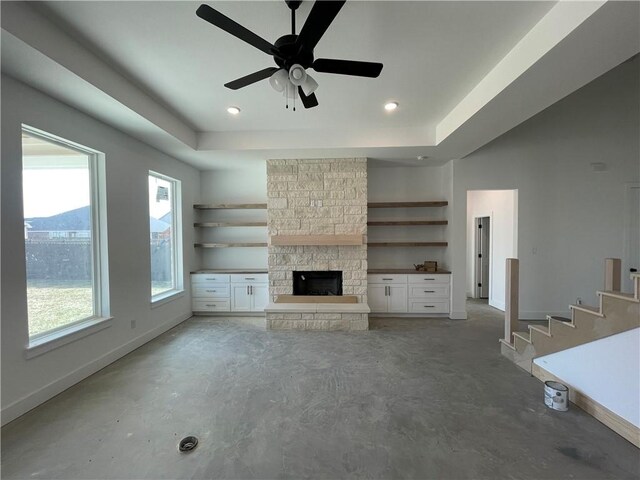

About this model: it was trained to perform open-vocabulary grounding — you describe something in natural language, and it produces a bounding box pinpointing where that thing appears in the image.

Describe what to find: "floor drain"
[178,436,198,453]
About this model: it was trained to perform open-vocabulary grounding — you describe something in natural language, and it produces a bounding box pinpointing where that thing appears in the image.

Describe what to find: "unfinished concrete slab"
[2,301,638,479]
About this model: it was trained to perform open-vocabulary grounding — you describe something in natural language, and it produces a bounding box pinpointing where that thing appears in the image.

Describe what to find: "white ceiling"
[2,1,639,169]
[36,1,554,133]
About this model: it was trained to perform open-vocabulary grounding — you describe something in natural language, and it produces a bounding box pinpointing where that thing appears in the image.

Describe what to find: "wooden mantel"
[269,234,364,246]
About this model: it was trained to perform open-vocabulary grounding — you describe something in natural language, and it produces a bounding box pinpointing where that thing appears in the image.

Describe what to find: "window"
[149,171,182,301]
[22,127,108,339]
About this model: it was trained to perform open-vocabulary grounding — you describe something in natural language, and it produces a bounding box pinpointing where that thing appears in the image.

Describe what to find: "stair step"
[499,338,515,350]
[598,290,639,303]
[569,304,604,317]
[548,316,576,328]
[513,331,531,343]
[529,325,551,337]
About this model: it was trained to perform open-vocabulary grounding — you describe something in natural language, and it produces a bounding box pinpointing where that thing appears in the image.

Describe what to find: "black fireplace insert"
[293,271,342,296]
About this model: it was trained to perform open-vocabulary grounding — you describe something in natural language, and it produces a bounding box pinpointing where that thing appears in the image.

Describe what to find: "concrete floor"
[2,301,639,479]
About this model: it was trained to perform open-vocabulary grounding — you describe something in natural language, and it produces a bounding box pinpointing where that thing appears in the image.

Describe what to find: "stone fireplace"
[265,158,368,330]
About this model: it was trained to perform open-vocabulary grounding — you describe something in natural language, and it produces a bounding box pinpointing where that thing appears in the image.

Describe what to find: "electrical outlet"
[131,320,136,329]
[317,200,323,207]
[576,297,582,305]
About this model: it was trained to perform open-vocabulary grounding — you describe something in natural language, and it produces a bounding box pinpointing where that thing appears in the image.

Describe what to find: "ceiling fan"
[196,0,383,109]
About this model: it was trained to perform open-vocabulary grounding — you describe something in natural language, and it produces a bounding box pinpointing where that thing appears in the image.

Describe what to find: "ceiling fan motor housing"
[274,35,314,70]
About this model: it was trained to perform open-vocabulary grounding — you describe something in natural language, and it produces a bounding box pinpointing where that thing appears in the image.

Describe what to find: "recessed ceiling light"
[384,102,398,111]
[227,106,241,115]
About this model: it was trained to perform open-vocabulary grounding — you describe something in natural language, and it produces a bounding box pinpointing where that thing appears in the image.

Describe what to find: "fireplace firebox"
[293,271,342,296]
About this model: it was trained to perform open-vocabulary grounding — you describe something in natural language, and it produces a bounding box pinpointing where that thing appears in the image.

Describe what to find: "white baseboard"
[1,313,192,426]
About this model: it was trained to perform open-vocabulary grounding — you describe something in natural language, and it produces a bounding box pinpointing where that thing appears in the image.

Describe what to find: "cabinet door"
[231,285,252,311]
[388,284,408,313]
[367,285,388,312]
[251,285,269,312]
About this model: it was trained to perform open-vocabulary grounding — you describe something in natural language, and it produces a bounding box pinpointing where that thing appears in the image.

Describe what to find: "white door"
[623,183,639,293]
[251,285,269,312]
[368,285,388,312]
[231,285,251,311]
[388,285,408,313]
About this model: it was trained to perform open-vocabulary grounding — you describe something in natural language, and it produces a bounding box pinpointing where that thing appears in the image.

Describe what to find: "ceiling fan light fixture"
[288,64,307,86]
[269,69,289,93]
[226,106,241,115]
[300,74,318,96]
[384,102,399,111]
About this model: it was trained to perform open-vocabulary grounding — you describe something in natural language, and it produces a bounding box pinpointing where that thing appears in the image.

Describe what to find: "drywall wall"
[198,166,268,269]
[1,75,200,424]
[466,190,518,310]
[367,165,450,270]
[533,328,640,427]
[449,57,640,320]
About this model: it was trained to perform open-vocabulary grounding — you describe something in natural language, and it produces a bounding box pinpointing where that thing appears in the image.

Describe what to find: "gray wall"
[1,75,200,423]
[449,58,640,319]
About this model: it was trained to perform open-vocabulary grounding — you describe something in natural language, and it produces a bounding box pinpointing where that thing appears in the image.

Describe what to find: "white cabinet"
[230,274,269,312]
[368,273,451,315]
[407,274,450,314]
[191,272,268,313]
[367,277,408,313]
[191,274,231,312]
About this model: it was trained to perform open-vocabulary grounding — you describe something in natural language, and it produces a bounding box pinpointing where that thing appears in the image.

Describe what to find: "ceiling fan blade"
[196,4,278,56]
[224,67,280,90]
[295,0,346,54]
[313,58,383,78]
[298,86,319,109]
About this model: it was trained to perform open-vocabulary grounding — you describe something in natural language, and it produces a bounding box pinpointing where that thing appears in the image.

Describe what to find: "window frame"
[21,125,111,354]
[148,170,183,303]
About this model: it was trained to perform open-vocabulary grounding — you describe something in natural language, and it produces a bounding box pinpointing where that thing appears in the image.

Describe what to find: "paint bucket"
[544,381,569,411]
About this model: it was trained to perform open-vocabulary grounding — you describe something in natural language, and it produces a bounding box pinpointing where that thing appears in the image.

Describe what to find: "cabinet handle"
[424,290,435,293]
[423,305,435,308]
[382,278,393,281]
[247,286,249,295]
[206,278,217,281]
[250,285,253,295]
[206,290,216,293]
[245,277,255,280]
[424,278,435,281]
[206,304,217,307]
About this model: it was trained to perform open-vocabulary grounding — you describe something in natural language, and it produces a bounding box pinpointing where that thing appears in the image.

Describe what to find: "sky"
[22,168,90,218]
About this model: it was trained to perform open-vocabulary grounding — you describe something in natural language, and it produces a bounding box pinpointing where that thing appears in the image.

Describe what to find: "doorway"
[475,216,490,299]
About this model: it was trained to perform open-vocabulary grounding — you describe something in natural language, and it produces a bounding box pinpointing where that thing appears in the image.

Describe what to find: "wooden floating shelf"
[194,222,267,227]
[194,243,268,248]
[270,234,364,246]
[367,220,448,226]
[194,203,267,210]
[367,242,448,247]
[367,201,448,208]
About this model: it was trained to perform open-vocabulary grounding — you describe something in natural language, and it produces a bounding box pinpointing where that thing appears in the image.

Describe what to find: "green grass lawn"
[27,284,93,337]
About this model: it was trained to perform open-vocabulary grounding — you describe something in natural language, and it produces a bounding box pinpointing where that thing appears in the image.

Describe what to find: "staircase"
[501,273,640,373]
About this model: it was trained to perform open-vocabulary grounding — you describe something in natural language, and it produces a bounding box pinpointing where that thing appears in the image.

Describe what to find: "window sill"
[151,289,185,309]
[25,316,113,360]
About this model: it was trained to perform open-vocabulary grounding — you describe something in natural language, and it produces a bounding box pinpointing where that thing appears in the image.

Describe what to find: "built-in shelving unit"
[366,200,448,248]
[368,201,448,208]
[195,242,268,248]
[193,203,268,250]
[367,242,448,247]
[194,203,267,210]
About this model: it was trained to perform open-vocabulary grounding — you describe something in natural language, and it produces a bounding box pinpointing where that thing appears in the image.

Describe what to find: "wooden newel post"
[604,258,621,292]
[505,258,519,343]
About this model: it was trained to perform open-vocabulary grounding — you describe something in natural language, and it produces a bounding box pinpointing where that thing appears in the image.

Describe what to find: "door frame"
[623,182,640,292]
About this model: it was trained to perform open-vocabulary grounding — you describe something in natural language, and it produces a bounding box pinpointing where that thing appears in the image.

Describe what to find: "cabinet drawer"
[192,285,230,298]
[192,299,230,312]
[368,274,407,284]
[191,273,230,284]
[409,285,449,298]
[408,274,450,285]
[408,301,449,314]
[230,273,268,283]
